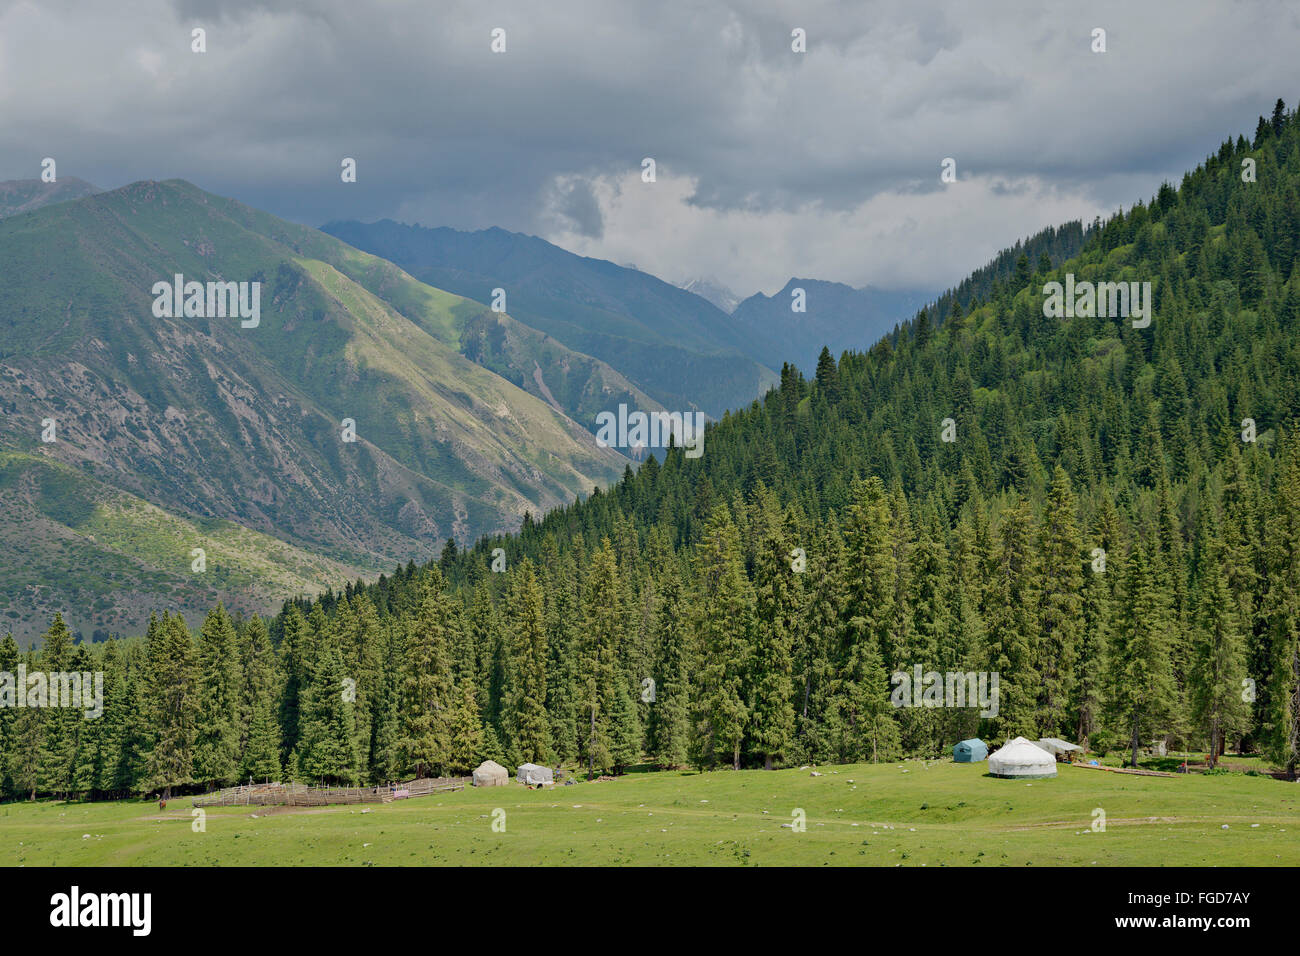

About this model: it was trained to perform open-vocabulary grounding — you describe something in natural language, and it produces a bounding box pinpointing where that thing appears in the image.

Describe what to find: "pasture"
[3,761,1297,866]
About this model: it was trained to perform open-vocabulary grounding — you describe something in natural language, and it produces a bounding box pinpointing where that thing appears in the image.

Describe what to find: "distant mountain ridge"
[731,279,932,373]
[0,176,100,219]
[320,219,779,418]
[679,275,741,314]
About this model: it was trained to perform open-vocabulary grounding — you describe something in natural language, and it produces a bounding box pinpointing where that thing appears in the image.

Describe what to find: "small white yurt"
[987,736,1057,779]
[516,763,554,786]
[472,760,509,787]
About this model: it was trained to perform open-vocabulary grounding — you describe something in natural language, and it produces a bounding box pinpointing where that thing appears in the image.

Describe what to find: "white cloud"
[1,0,1298,294]
[542,168,1105,296]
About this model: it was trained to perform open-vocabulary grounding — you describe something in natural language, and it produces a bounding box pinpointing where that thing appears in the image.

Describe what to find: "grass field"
[3,761,1299,866]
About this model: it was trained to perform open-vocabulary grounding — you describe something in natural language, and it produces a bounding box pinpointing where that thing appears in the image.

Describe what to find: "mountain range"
[730,279,931,373]
[0,180,931,641]
[320,219,780,418]
[0,180,628,638]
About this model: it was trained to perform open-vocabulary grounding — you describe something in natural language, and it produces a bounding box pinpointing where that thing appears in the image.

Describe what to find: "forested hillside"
[6,103,1300,799]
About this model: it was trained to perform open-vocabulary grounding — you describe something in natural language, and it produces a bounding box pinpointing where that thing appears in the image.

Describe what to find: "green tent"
[953,738,988,762]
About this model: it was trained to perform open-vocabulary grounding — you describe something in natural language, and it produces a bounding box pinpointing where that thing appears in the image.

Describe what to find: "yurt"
[472,760,509,787]
[987,737,1057,779]
[953,738,989,762]
[516,763,554,786]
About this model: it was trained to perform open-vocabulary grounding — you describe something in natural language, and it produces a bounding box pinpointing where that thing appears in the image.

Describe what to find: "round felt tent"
[987,736,1057,779]
[953,738,989,762]
[472,759,509,787]
[516,763,554,786]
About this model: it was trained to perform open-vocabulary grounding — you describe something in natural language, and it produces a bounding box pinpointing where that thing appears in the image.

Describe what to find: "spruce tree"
[693,504,752,770]
[1037,466,1084,736]
[0,634,18,797]
[192,604,243,788]
[1106,548,1179,767]
[396,574,457,778]
[35,613,76,798]
[1190,521,1249,765]
[239,617,283,781]
[143,614,198,798]
[748,486,798,769]
[504,560,553,763]
[647,573,691,768]
[293,621,359,785]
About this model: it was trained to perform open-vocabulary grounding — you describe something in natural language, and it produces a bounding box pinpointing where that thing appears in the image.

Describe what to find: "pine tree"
[581,540,622,776]
[693,504,752,769]
[239,616,282,781]
[192,605,243,788]
[607,675,642,772]
[9,648,43,799]
[445,680,484,775]
[396,574,457,778]
[748,487,798,768]
[0,634,18,797]
[1036,466,1084,736]
[1106,548,1179,767]
[90,640,130,796]
[143,614,198,798]
[1190,520,1249,765]
[292,620,359,785]
[839,480,898,755]
[35,613,76,798]
[277,604,311,764]
[647,573,690,768]
[1264,432,1300,777]
[504,561,552,763]
[983,500,1040,740]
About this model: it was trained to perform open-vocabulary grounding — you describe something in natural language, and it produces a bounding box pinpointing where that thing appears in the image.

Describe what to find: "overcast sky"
[2,0,1297,297]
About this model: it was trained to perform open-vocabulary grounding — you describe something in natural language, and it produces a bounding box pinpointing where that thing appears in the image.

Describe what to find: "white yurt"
[472,760,509,787]
[987,736,1058,779]
[516,763,554,786]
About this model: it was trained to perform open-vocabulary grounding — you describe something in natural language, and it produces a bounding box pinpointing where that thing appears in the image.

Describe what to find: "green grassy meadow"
[3,761,1298,866]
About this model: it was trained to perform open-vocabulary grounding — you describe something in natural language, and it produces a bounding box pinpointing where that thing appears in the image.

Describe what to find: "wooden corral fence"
[192,775,470,808]
[1073,763,1178,778]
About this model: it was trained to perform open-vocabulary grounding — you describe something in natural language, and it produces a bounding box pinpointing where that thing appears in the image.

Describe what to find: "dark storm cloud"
[0,0,1297,292]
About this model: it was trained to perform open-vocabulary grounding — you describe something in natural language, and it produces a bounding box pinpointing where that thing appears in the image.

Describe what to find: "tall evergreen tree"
[192,605,243,788]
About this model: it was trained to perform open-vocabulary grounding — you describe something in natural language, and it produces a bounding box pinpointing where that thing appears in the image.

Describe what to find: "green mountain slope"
[0,451,364,642]
[320,220,779,417]
[0,180,626,635]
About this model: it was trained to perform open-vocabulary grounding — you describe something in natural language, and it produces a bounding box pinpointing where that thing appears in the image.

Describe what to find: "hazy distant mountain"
[0,181,624,639]
[679,275,741,314]
[0,176,99,219]
[731,279,932,373]
[321,220,778,418]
